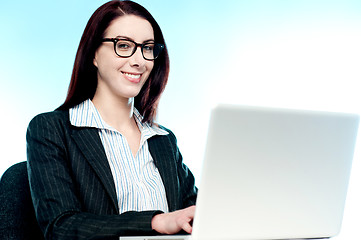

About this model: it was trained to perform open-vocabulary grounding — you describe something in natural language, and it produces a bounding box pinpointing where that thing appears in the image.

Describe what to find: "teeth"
[124,72,141,78]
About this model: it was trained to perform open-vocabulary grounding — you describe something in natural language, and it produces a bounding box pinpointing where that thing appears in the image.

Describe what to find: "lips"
[122,72,142,83]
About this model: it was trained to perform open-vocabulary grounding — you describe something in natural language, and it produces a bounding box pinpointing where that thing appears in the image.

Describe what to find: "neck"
[92,95,136,131]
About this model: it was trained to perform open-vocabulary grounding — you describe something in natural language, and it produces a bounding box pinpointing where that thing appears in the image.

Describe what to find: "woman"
[26,1,197,239]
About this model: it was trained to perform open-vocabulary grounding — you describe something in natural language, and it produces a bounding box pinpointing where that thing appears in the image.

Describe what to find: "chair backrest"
[0,161,44,240]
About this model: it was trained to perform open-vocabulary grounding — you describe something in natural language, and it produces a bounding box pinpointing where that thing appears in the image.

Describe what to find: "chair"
[0,161,44,239]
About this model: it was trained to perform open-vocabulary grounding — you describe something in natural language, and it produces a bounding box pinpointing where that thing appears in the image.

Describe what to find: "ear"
[93,52,98,68]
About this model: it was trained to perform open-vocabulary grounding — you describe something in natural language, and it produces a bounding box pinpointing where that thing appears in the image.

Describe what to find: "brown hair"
[57,0,169,124]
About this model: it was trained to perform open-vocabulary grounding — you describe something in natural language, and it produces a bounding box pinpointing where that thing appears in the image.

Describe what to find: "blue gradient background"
[1,1,360,239]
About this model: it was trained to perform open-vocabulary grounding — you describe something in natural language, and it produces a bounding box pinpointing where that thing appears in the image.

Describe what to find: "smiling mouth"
[122,72,142,83]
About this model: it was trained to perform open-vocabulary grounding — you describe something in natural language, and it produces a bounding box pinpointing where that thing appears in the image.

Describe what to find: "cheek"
[113,58,128,69]
[146,62,155,75]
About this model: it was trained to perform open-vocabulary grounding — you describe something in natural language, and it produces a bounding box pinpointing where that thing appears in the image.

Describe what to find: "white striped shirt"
[69,99,169,214]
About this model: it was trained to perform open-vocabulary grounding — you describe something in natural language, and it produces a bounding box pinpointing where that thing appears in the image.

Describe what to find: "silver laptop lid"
[192,104,359,240]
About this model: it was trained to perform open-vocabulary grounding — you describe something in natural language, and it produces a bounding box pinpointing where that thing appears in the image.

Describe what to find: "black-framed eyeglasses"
[102,38,164,61]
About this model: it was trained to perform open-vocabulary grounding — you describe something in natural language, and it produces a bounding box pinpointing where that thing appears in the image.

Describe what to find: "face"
[93,15,155,101]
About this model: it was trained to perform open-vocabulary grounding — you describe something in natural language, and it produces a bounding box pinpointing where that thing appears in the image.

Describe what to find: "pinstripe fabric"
[26,110,197,240]
[69,100,169,214]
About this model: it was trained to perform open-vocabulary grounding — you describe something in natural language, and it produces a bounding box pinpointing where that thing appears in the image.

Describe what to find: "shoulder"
[27,110,70,133]
[29,109,68,123]
[157,125,177,143]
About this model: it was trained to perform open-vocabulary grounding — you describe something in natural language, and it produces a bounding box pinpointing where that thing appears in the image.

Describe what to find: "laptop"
[121,104,359,240]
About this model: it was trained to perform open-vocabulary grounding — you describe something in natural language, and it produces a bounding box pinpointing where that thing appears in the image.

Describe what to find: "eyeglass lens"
[115,40,162,60]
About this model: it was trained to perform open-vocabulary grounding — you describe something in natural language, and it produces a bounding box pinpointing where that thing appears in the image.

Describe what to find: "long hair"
[57,0,169,124]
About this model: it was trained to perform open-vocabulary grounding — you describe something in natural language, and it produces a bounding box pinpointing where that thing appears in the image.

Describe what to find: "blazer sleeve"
[26,112,160,240]
[159,127,198,208]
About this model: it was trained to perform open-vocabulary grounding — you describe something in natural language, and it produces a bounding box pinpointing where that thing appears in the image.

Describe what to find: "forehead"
[104,15,154,41]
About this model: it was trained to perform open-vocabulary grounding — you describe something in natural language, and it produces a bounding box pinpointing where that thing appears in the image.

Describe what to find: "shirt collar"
[69,99,168,139]
[132,108,169,145]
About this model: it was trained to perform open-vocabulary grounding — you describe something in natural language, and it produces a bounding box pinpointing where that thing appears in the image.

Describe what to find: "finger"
[181,221,192,234]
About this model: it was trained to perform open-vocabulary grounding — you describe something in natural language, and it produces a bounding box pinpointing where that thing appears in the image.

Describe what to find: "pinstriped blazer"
[26,110,197,240]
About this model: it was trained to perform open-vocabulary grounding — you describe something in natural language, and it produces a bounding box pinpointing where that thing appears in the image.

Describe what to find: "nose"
[129,46,146,68]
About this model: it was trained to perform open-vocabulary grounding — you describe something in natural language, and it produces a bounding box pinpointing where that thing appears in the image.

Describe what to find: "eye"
[116,40,133,51]
[143,43,154,53]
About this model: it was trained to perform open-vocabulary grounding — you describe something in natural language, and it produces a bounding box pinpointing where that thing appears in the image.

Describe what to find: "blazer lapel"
[148,135,180,212]
[71,127,118,212]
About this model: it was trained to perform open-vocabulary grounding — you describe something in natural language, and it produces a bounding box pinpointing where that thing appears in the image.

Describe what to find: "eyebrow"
[115,35,155,43]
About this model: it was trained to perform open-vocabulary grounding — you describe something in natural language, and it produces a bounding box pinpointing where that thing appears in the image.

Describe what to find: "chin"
[122,90,143,99]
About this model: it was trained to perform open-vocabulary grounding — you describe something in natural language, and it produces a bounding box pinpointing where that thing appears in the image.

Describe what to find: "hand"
[151,205,196,234]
